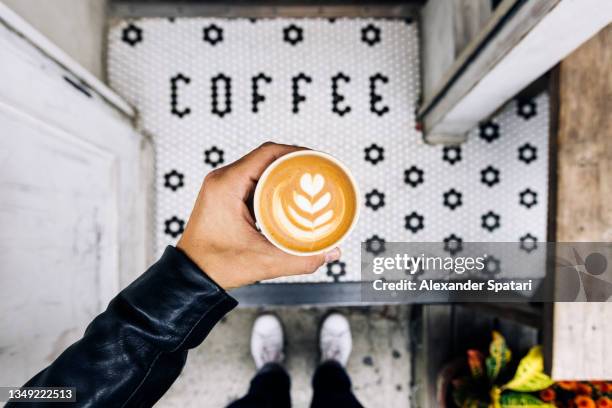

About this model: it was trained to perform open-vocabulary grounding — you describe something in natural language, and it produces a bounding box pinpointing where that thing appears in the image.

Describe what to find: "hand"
[177,142,341,290]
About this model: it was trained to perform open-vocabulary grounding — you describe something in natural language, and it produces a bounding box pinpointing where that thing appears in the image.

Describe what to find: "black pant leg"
[227,363,291,408]
[310,360,363,408]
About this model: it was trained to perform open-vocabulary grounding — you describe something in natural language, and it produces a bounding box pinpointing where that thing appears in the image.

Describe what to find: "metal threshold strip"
[109,0,423,19]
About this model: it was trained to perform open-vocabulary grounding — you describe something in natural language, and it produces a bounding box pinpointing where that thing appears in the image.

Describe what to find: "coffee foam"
[257,154,358,253]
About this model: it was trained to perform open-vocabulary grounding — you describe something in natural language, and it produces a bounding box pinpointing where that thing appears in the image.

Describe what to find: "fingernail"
[324,247,341,263]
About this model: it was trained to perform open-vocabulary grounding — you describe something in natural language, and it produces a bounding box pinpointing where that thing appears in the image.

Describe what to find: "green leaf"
[502,346,554,392]
[490,386,502,408]
[499,392,555,407]
[467,349,485,379]
[486,331,512,382]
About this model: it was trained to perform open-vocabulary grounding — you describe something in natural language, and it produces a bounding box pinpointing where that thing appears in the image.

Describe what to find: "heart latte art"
[273,173,336,240]
[256,153,358,254]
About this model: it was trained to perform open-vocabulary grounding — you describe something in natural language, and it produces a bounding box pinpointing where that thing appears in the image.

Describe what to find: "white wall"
[0,15,147,385]
[1,0,107,80]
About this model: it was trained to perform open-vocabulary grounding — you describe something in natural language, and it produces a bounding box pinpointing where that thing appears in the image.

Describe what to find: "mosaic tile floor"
[108,18,548,283]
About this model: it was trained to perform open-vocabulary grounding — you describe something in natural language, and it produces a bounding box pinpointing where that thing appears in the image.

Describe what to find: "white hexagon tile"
[108,18,548,283]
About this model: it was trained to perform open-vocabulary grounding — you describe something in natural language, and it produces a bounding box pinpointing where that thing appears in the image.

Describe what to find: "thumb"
[283,247,342,276]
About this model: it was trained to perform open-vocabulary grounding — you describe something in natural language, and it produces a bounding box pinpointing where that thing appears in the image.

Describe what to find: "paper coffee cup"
[254,150,360,256]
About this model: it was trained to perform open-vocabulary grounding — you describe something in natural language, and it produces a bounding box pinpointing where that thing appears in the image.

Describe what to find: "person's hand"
[177,142,341,290]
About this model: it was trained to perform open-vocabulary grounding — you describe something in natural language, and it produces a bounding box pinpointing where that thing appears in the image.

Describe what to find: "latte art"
[255,152,359,254]
[272,173,340,242]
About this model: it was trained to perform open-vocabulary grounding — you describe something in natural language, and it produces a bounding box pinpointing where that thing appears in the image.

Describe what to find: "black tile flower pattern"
[480,165,500,187]
[442,146,461,165]
[364,144,384,165]
[404,166,424,187]
[482,255,501,276]
[365,189,385,211]
[479,121,500,143]
[204,146,224,168]
[517,98,537,120]
[365,235,386,255]
[518,143,538,164]
[405,212,424,233]
[519,188,538,209]
[283,24,304,46]
[122,24,143,46]
[164,170,184,191]
[520,233,538,253]
[481,211,501,232]
[443,234,463,255]
[361,24,381,46]
[443,188,463,211]
[326,260,346,282]
[203,24,223,46]
[164,216,185,238]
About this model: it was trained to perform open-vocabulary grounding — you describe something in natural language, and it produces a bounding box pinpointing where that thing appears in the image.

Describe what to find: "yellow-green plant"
[452,331,555,408]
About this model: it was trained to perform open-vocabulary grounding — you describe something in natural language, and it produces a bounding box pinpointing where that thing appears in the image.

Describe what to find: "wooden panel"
[552,24,612,380]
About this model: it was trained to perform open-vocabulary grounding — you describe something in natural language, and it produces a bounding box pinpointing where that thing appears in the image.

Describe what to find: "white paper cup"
[254,150,360,256]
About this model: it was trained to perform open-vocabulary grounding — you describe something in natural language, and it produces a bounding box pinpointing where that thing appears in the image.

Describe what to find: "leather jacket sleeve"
[8,246,238,407]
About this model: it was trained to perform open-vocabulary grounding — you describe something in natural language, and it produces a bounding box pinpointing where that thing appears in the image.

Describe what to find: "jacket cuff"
[115,245,238,351]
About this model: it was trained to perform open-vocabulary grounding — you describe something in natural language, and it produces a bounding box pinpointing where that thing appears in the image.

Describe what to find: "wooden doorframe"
[547,24,612,380]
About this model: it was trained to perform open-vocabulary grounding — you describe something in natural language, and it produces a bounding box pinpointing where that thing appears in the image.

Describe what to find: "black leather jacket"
[7,246,237,407]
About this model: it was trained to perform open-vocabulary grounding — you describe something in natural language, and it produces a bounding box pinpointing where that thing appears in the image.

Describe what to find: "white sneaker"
[319,313,352,367]
[250,314,285,369]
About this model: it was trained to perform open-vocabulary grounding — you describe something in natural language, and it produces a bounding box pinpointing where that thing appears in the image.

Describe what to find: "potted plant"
[450,330,555,407]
